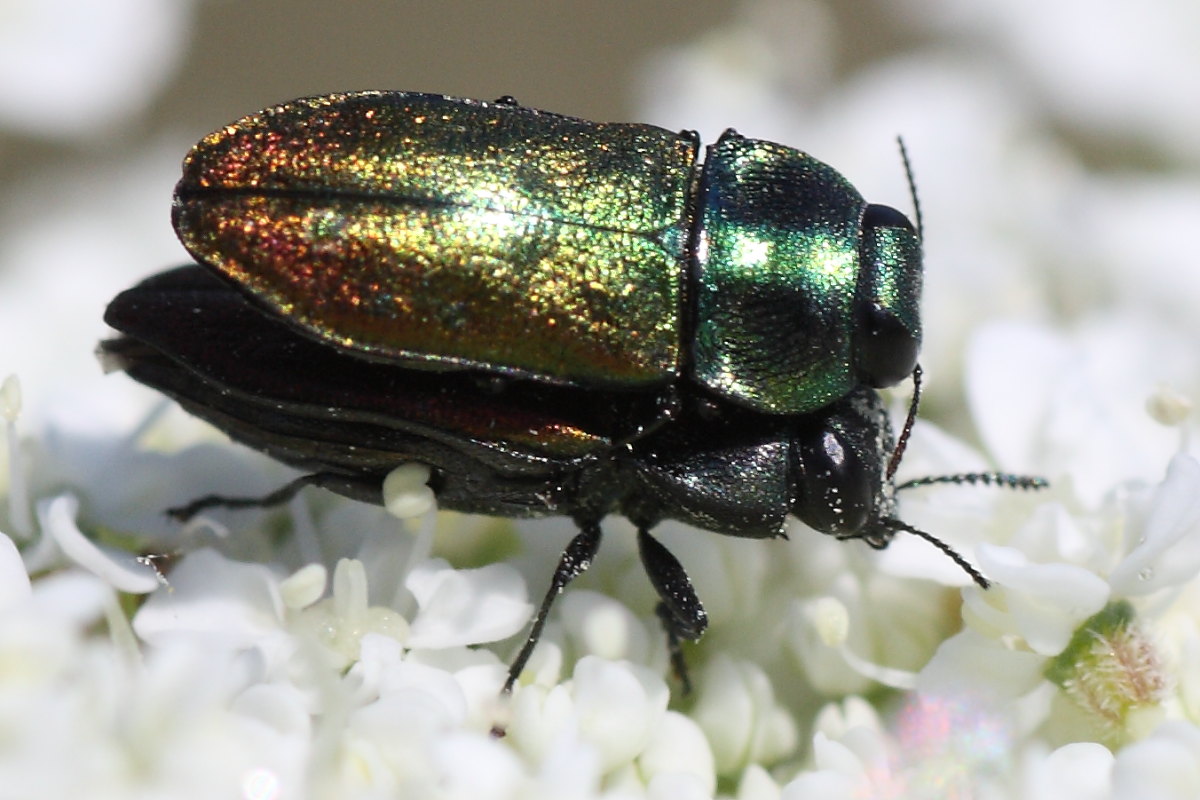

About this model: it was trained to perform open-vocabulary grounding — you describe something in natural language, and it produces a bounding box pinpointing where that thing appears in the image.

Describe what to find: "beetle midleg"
[502,519,603,694]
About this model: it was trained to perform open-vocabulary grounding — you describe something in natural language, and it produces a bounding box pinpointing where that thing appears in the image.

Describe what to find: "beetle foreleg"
[637,527,708,693]
[637,528,707,640]
[655,601,693,695]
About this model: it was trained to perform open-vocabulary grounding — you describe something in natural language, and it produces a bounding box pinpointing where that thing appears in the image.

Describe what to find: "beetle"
[101,92,1044,692]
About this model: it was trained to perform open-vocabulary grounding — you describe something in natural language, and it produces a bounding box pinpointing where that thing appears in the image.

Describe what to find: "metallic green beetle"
[105,93,1053,696]
[172,91,922,416]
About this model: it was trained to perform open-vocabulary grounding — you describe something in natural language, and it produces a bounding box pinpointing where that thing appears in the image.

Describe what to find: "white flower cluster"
[2,0,1199,797]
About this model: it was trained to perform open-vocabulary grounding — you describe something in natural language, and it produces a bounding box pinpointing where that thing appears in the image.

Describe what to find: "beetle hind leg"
[165,468,403,521]
[167,473,329,520]
[638,527,708,694]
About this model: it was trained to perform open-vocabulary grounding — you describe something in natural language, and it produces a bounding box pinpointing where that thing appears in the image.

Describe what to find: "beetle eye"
[861,203,914,234]
[857,301,919,387]
[856,203,921,388]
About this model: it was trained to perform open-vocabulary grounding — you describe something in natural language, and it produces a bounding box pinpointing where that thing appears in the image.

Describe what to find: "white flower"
[406,558,532,649]
[906,0,1200,160]
[1111,721,1200,800]
[689,654,797,775]
[782,699,900,799]
[514,656,666,770]
[968,545,1111,655]
[0,534,303,797]
[968,321,1196,507]
[135,548,531,673]
[1020,741,1114,800]
[558,589,656,669]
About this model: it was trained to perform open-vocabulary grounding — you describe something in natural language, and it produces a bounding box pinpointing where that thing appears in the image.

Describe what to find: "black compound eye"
[861,203,915,234]
[857,302,920,387]
[856,203,921,388]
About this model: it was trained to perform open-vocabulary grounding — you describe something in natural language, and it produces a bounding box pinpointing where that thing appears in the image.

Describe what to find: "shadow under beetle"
[100,92,1046,693]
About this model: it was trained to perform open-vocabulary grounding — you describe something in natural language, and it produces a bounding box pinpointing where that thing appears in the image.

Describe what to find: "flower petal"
[1109,454,1200,595]
[38,493,160,593]
[0,532,32,610]
[133,548,285,650]
[974,545,1110,654]
[406,559,531,648]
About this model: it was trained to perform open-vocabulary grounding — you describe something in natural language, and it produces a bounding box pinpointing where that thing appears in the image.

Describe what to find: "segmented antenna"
[897,136,923,240]
[883,518,991,589]
[886,363,922,481]
[898,473,1050,492]
[882,364,1049,587]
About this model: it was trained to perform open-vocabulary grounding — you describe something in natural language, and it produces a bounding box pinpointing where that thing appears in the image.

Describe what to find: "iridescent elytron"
[173,91,922,415]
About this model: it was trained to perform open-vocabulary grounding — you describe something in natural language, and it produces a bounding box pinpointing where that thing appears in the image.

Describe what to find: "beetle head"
[789,376,1000,589]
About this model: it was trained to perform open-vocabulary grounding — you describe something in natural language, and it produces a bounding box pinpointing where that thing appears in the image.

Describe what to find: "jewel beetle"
[101,92,1044,692]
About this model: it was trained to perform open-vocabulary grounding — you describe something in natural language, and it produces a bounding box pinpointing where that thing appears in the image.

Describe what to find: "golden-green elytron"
[173,91,922,415]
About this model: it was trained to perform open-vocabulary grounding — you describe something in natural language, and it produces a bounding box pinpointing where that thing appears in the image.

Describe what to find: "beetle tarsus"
[656,601,694,695]
[638,527,706,695]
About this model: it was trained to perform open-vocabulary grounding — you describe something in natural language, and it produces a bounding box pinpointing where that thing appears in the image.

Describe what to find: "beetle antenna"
[897,136,923,240]
[881,363,1048,589]
[898,473,1049,492]
[886,364,922,481]
[884,518,990,589]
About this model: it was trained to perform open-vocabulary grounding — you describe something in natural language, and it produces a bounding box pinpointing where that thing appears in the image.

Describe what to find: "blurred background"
[2,5,1198,792]
[1,0,1197,496]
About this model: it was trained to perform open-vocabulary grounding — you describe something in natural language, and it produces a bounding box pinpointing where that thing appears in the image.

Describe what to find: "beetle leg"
[166,473,329,521]
[637,527,707,693]
[502,519,603,694]
[637,528,707,639]
[654,601,694,695]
